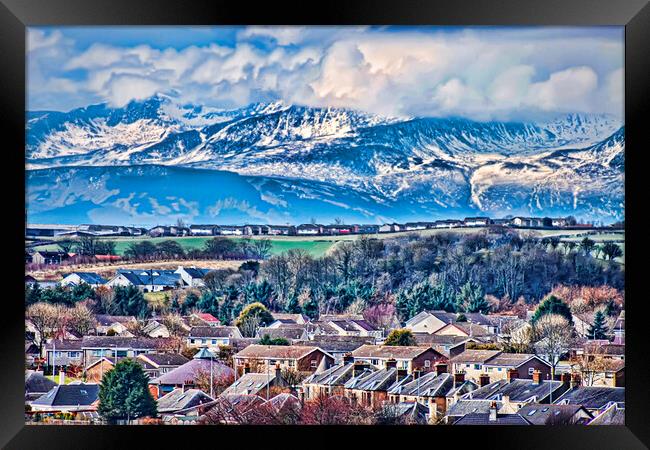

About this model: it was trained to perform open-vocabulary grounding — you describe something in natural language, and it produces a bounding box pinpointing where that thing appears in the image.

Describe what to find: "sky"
[27,26,624,121]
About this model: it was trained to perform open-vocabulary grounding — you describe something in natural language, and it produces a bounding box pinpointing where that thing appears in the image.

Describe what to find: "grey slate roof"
[303,363,355,386]
[257,326,308,341]
[588,402,625,425]
[157,388,214,412]
[388,372,454,397]
[517,403,592,425]
[94,315,136,326]
[25,371,57,395]
[446,399,503,417]
[151,359,234,385]
[116,269,182,287]
[296,337,372,353]
[454,412,531,425]
[189,326,241,338]
[31,383,100,407]
[221,373,276,396]
[464,378,567,403]
[345,367,403,392]
[138,353,189,367]
[81,336,167,349]
[45,339,83,351]
[553,386,625,410]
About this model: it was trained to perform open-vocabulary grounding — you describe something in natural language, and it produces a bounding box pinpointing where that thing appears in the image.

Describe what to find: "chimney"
[479,373,490,387]
[59,369,65,385]
[561,372,571,385]
[532,369,542,385]
[353,361,368,377]
[489,401,498,422]
[570,372,581,389]
[453,371,465,388]
[385,358,398,369]
[435,363,448,376]
[506,368,519,383]
[244,363,251,374]
[412,369,421,380]
[275,362,281,380]
[342,353,354,365]
[397,368,408,379]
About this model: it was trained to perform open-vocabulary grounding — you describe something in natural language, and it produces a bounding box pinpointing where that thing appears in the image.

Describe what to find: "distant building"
[106,269,183,292]
[463,217,491,227]
[296,224,323,235]
[59,272,107,288]
[31,251,71,265]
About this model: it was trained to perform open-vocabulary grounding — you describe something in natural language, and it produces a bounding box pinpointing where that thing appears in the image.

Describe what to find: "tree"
[456,281,488,313]
[363,303,396,331]
[531,295,573,324]
[156,240,186,259]
[235,302,274,337]
[259,335,290,346]
[300,395,373,425]
[383,329,417,346]
[286,294,302,313]
[302,295,320,320]
[532,314,576,378]
[98,359,157,423]
[111,285,149,318]
[580,237,596,256]
[587,310,609,340]
[67,303,96,336]
[252,239,273,260]
[601,242,623,261]
[26,303,59,354]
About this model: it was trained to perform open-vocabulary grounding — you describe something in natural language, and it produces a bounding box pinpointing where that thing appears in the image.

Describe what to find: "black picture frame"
[1,0,648,448]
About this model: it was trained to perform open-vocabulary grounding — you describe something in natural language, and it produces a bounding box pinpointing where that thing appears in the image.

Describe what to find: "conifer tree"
[587,310,609,340]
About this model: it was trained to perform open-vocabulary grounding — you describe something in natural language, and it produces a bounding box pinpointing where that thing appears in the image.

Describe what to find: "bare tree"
[238,314,262,338]
[67,303,97,336]
[532,314,576,378]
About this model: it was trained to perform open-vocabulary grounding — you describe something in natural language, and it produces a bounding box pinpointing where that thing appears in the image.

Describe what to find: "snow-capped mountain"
[25,95,624,225]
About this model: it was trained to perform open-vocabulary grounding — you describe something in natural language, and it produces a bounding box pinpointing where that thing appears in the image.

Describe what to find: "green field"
[31,236,336,258]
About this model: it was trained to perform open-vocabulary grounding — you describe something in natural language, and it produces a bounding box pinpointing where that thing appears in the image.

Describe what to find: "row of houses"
[26,215,588,241]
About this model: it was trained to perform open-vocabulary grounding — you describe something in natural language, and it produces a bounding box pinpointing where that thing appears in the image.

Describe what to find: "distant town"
[26,215,623,240]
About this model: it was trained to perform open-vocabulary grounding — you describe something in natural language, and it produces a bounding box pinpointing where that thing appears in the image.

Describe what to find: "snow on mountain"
[25,95,624,223]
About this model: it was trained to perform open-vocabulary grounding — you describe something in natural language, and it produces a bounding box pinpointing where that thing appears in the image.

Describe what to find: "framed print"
[1,0,649,448]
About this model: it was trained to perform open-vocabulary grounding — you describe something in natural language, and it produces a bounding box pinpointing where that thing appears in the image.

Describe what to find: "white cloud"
[28,26,624,120]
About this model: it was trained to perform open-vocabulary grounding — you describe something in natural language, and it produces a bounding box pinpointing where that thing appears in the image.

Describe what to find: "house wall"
[407,316,446,334]
[435,326,469,337]
[297,351,333,373]
[412,350,447,373]
[86,361,114,382]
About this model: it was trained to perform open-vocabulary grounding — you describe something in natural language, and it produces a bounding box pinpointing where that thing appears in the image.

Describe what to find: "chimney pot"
[570,372,581,389]
[489,401,498,422]
[385,358,398,369]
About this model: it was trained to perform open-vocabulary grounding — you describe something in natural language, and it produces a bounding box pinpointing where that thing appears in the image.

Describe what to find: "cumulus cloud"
[27,26,624,120]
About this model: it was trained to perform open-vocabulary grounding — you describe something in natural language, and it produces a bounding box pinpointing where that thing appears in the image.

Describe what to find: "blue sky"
[27,26,624,121]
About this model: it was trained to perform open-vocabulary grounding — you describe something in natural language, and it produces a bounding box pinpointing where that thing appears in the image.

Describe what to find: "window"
[116,350,128,358]
[212,340,217,345]
[487,367,493,373]
[311,360,318,368]
[190,339,195,344]
[498,368,502,371]
[474,364,481,370]
[528,367,535,375]
[371,359,379,365]
[92,350,102,357]
[424,360,431,368]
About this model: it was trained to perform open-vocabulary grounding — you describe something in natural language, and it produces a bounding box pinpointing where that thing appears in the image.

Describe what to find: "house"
[266,313,309,327]
[85,357,118,382]
[323,225,355,235]
[217,225,244,236]
[190,224,219,236]
[148,226,190,237]
[588,401,625,425]
[553,385,625,413]
[106,269,183,292]
[446,399,504,424]
[149,349,234,398]
[434,220,463,229]
[482,353,552,382]
[403,222,429,231]
[81,336,168,367]
[450,350,502,381]
[411,334,475,359]
[31,251,71,265]
[405,310,496,335]
[379,401,430,425]
[256,326,310,343]
[453,403,531,425]
[187,313,220,326]
[187,326,243,349]
[175,266,212,287]
[221,365,290,397]
[157,388,215,417]
[136,353,190,378]
[379,223,402,233]
[344,361,407,408]
[551,218,570,228]
[434,322,494,339]
[142,320,170,338]
[44,339,84,370]
[463,217,491,227]
[387,364,457,416]
[29,383,100,414]
[295,336,374,364]
[267,225,295,236]
[460,372,571,409]
[296,224,323,235]
[233,345,334,376]
[301,361,361,400]
[517,403,592,425]
[612,311,625,344]
[94,315,137,335]
[357,224,380,234]
[315,316,382,339]
[350,345,447,374]
[59,272,107,288]
[25,370,57,402]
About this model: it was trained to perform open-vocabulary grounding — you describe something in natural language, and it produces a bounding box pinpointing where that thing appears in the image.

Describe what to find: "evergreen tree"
[111,285,149,318]
[587,310,609,340]
[98,359,157,423]
[286,294,302,313]
[430,282,457,312]
[181,292,199,314]
[303,296,320,320]
[170,295,181,313]
[531,295,573,324]
[456,281,487,313]
[235,302,274,328]
[197,291,219,317]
